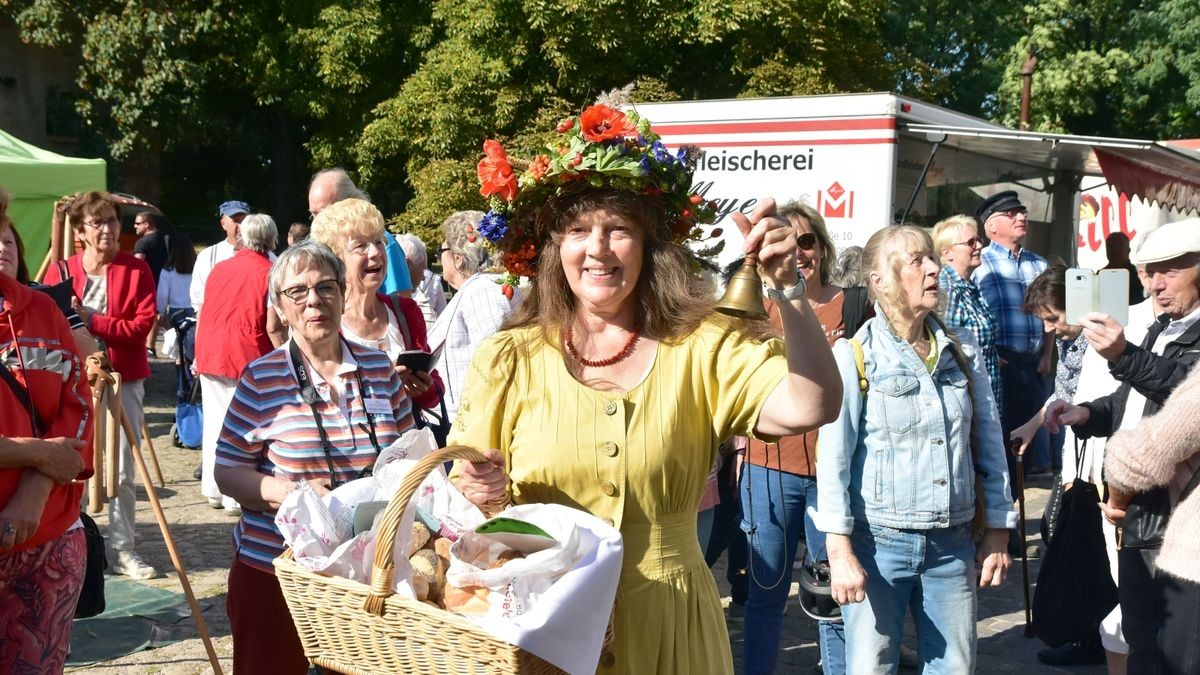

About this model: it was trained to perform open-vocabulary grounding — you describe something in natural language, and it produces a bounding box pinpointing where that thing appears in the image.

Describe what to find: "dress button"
[932,438,944,446]
[601,481,618,497]
[935,478,948,486]
[604,401,619,415]
[599,650,616,668]
[603,441,619,457]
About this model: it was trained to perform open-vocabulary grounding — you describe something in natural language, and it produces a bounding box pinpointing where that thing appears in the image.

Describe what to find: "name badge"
[365,397,392,416]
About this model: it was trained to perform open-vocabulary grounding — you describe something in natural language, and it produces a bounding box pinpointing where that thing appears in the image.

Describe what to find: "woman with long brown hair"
[452,105,842,673]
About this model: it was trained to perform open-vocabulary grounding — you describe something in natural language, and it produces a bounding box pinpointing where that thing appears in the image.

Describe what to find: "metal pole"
[1013,441,1033,637]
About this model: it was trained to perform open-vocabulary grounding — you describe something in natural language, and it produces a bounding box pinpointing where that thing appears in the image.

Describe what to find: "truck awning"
[902,123,1200,213]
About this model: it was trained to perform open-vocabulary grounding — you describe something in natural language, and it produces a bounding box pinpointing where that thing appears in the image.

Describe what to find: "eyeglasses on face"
[81,217,120,230]
[279,279,341,305]
[1000,209,1027,218]
[795,232,818,250]
[955,237,983,248]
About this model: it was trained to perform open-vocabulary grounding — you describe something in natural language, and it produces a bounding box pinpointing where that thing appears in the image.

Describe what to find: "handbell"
[714,253,768,320]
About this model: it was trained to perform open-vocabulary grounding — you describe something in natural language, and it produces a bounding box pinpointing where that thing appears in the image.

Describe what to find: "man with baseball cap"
[1046,217,1200,672]
[972,190,1053,475]
[189,200,251,314]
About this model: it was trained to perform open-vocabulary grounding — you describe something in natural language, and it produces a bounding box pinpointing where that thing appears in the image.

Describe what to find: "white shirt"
[428,273,517,419]
[414,269,448,324]
[1066,298,1158,484]
[189,240,237,312]
[341,308,409,362]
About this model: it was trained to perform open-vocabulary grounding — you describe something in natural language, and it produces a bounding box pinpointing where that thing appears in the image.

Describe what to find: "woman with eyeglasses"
[733,202,870,675]
[194,214,287,514]
[933,215,1002,409]
[213,241,416,675]
[43,191,159,581]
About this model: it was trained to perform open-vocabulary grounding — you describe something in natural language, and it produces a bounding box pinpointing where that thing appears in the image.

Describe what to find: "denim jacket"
[813,313,1017,535]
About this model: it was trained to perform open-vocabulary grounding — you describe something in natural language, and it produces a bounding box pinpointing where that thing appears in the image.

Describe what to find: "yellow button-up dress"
[450,316,787,674]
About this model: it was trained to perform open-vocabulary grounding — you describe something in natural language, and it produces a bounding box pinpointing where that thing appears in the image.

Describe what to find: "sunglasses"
[954,237,983,248]
[796,232,818,250]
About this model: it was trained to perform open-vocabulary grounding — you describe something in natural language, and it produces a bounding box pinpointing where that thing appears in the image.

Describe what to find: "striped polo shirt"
[216,339,414,573]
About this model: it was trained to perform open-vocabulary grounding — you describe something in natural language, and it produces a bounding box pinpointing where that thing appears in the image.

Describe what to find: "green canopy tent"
[0,128,106,277]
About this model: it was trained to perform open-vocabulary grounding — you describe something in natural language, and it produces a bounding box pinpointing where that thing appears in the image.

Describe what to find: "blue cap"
[218,200,251,217]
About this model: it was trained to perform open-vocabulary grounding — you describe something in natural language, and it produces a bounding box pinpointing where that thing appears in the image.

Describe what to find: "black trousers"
[1158,572,1200,675]
[1120,546,1165,673]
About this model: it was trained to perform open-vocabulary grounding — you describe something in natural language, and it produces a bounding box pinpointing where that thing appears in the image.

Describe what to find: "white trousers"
[200,374,240,509]
[107,380,144,553]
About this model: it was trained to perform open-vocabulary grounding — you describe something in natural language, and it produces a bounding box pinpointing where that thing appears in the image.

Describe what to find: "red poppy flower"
[478,140,517,202]
[579,104,636,143]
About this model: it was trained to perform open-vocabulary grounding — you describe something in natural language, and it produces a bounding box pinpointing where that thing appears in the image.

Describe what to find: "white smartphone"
[1097,269,1130,326]
[1064,268,1128,326]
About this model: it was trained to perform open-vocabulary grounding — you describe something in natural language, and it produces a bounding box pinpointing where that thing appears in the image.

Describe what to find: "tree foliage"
[5,0,1199,245]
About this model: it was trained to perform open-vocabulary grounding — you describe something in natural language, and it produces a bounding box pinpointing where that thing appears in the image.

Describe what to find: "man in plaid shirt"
[972,191,1052,477]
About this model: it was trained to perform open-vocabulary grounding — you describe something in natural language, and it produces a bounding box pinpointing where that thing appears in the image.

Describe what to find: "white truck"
[636,93,1200,270]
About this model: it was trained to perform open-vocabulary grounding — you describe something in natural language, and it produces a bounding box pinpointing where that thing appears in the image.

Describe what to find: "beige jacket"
[1106,365,1200,583]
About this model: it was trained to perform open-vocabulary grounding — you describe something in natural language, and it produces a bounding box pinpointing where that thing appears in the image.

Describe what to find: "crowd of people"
[2,101,1200,675]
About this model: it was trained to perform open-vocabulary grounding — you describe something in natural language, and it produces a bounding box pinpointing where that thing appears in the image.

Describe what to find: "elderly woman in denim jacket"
[814,225,1016,674]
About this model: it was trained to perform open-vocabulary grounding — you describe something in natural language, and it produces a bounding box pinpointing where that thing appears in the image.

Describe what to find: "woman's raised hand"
[455,449,509,507]
[730,197,798,290]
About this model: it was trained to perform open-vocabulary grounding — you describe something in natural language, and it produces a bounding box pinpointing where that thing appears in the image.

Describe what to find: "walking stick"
[141,419,166,488]
[1013,440,1033,637]
[117,408,224,675]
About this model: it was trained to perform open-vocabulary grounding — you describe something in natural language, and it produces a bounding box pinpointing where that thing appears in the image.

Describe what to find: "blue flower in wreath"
[478,211,509,243]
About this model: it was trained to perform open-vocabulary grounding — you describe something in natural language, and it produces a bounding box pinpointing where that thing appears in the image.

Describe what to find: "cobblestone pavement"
[68,356,1108,674]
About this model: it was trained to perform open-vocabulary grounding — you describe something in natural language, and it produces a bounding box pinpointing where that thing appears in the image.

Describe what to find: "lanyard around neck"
[289,338,382,487]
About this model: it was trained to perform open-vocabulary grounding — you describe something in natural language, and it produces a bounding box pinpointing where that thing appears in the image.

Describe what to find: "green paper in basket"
[474,516,557,553]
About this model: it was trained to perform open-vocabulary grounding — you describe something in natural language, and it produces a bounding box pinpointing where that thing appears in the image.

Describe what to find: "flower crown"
[476,104,721,288]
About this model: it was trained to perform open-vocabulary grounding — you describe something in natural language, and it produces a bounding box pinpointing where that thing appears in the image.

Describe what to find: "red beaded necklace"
[564,324,640,368]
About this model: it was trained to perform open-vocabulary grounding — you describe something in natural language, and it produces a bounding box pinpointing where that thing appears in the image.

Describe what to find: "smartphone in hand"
[395,350,433,372]
[1065,268,1129,326]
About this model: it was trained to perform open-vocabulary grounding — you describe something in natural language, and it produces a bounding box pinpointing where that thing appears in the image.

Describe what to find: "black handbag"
[414,381,452,448]
[1120,485,1172,549]
[1031,438,1119,647]
[75,512,108,618]
[1040,472,1065,544]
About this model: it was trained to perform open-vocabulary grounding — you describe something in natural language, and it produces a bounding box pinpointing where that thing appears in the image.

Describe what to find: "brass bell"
[715,252,768,320]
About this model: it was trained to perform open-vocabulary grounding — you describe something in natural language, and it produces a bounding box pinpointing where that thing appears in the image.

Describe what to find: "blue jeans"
[843,522,977,674]
[740,463,846,675]
[998,350,1051,472]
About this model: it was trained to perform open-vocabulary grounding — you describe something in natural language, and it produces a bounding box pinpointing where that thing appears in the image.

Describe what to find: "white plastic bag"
[274,427,485,595]
[445,503,624,674]
[161,327,180,360]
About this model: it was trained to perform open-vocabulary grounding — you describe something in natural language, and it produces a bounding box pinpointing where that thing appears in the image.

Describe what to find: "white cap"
[1131,218,1200,265]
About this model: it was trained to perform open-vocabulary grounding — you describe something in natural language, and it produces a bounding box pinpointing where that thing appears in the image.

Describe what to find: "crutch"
[1013,439,1033,637]
[141,419,166,487]
[117,397,223,674]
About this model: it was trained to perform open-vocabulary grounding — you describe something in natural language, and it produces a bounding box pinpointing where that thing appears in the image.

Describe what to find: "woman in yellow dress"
[452,104,842,674]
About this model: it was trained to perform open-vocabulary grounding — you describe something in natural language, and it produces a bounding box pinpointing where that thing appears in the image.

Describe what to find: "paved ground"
[67,356,1108,674]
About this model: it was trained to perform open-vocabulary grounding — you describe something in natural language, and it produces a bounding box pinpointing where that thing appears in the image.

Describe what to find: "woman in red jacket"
[0,254,94,674]
[43,191,158,580]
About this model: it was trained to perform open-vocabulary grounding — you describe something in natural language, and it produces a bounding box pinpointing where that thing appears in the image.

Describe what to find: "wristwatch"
[764,274,807,302]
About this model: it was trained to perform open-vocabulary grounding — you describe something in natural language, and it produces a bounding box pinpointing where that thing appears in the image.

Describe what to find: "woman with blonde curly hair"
[310,198,443,412]
[816,225,1015,673]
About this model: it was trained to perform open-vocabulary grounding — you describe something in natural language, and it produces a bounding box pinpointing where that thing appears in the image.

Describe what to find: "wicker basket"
[274,445,567,675]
